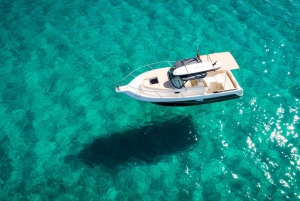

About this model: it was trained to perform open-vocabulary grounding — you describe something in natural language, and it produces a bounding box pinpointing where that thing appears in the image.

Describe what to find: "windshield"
[168,67,175,79]
[168,66,186,89]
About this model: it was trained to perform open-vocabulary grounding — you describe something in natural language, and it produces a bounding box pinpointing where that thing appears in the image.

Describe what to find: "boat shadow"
[68,116,198,169]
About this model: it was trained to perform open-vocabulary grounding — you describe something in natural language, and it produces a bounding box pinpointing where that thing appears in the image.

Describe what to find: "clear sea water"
[0,0,300,200]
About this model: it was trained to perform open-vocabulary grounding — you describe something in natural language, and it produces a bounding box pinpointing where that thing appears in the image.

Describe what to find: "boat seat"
[190,80,197,86]
[203,79,209,87]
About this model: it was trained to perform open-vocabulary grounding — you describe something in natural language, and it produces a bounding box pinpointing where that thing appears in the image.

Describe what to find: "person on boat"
[197,51,202,62]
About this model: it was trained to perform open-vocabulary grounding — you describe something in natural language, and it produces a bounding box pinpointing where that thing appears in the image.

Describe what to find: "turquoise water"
[1,0,300,200]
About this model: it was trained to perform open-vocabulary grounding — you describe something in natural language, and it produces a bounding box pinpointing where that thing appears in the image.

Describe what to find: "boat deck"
[142,68,173,90]
[203,71,237,93]
[141,68,237,94]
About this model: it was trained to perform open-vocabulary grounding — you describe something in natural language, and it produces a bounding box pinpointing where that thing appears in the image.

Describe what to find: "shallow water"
[0,0,300,200]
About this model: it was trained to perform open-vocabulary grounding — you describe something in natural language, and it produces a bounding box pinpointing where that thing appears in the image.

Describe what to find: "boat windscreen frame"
[168,67,187,89]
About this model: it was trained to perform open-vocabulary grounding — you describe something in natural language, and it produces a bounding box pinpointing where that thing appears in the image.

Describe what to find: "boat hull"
[152,94,240,106]
[116,52,244,106]
[117,84,243,106]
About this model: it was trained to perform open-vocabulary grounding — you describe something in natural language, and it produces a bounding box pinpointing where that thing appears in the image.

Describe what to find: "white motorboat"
[116,52,243,106]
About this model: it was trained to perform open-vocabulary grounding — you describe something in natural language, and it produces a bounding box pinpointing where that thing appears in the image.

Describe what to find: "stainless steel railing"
[117,61,175,86]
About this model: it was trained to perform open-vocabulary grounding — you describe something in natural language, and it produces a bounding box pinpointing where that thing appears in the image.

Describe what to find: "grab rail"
[117,61,175,85]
